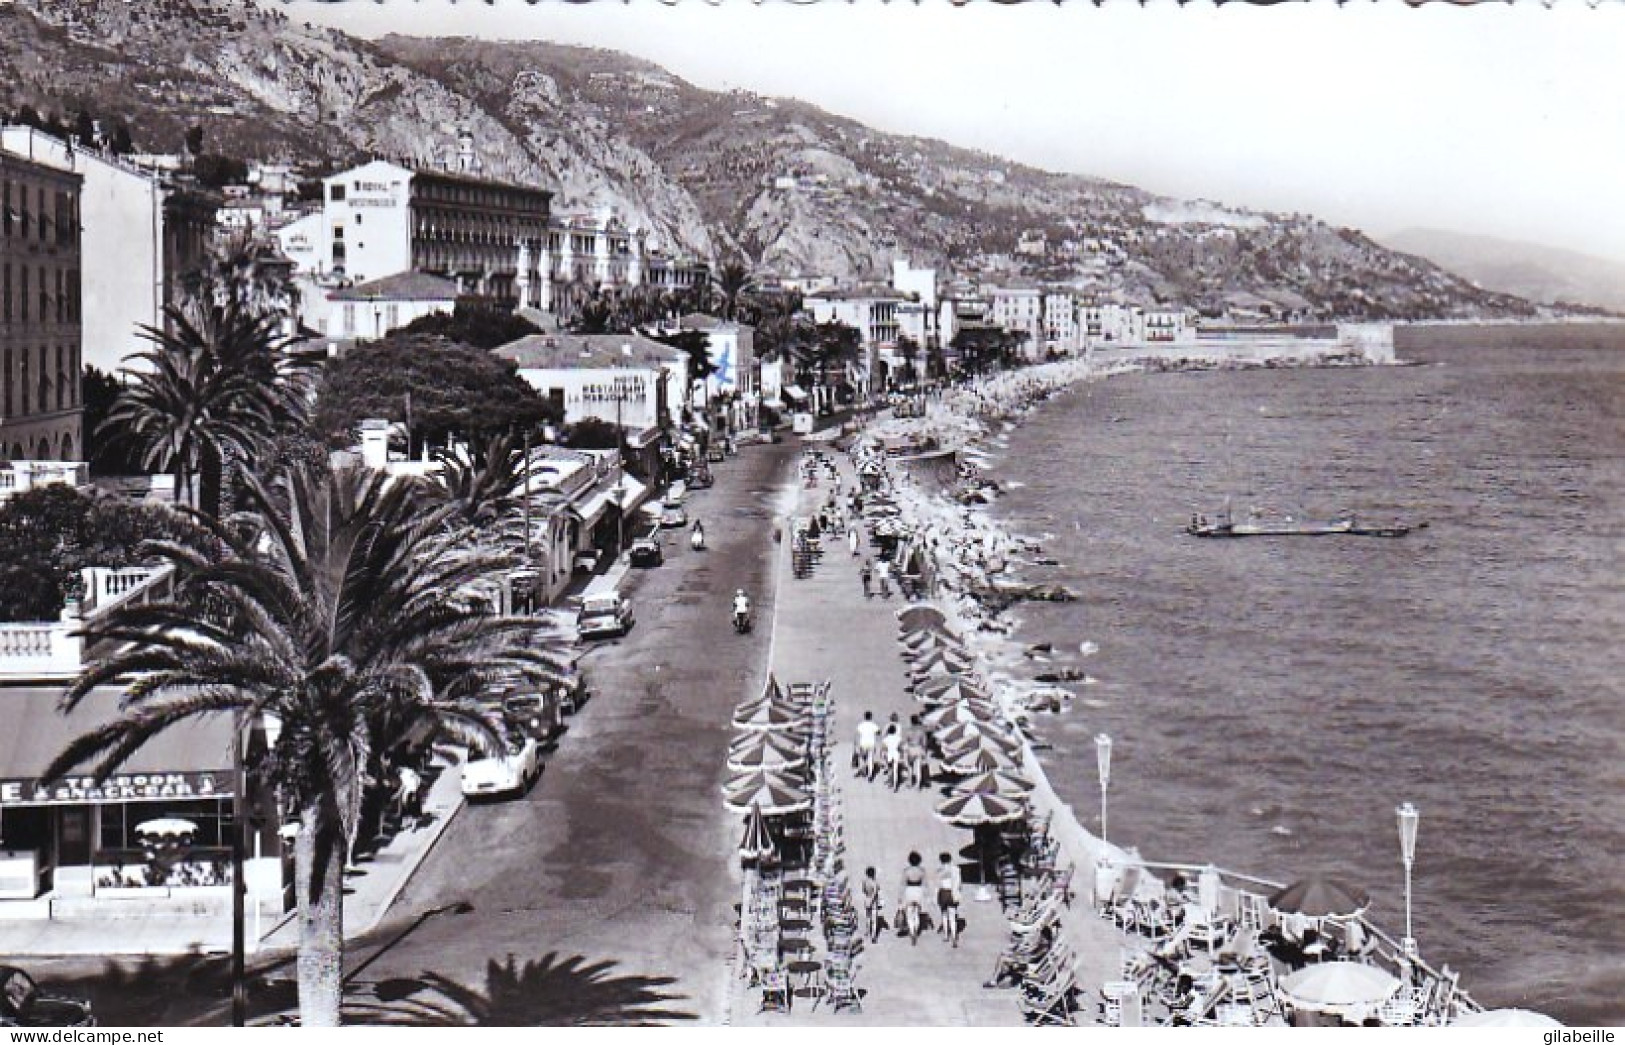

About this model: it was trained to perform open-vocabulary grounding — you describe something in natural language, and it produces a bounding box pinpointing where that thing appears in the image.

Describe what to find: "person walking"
[937,852,963,947]
[898,852,928,945]
[848,525,860,556]
[862,866,885,943]
[861,558,874,598]
[854,711,881,779]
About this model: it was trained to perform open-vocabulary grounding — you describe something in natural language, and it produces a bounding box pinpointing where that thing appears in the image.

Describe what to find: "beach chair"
[1049,864,1076,908]
[1423,967,1460,1026]
[1238,889,1270,931]
[758,967,792,1015]
[1184,903,1226,956]
[1019,972,1078,1026]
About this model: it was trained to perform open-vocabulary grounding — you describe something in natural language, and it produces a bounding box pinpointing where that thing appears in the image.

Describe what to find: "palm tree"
[44,464,572,1026]
[105,296,317,518]
[709,260,754,322]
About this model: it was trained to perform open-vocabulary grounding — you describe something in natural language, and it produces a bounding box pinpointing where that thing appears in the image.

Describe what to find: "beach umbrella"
[938,742,1022,775]
[1269,875,1371,920]
[901,623,962,648]
[898,605,948,631]
[1452,1010,1563,1028]
[901,634,968,661]
[935,720,1021,753]
[726,736,808,773]
[729,728,803,757]
[921,699,1000,729]
[724,767,808,797]
[738,802,777,861]
[724,778,811,816]
[134,818,199,841]
[732,700,811,732]
[1278,962,1400,1015]
[950,768,1034,798]
[760,674,785,705]
[916,673,990,701]
[936,791,1027,827]
[911,648,978,677]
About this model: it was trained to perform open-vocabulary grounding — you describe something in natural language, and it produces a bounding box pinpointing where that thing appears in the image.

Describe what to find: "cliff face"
[1,0,1541,319]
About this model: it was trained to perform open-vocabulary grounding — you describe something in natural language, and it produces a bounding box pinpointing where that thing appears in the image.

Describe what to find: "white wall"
[2,128,162,374]
[321,161,413,285]
[324,296,454,340]
[515,366,664,429]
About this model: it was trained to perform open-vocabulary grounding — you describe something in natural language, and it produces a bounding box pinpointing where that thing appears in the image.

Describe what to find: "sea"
[979,325,1625,1025]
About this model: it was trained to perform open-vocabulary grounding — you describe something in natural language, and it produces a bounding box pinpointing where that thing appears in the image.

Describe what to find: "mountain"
[1,0,1544,321]
[1381,228,1625,315]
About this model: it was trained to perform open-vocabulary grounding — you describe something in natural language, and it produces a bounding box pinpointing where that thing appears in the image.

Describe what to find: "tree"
[105,296,318,518]
[806,319,862,402]
[185,124,205,157]
[561,418,622,451]
[398,301,539,351]
[192,154,250,189]
[81,366,144,475]
[44,464,572,1026]
[314,335,558,452]
[109,121,135,156]
[894,334,921,386]
[73,110,96,148]
[710,260,755,322]
[0,485,182,622]
[648,329,714,392]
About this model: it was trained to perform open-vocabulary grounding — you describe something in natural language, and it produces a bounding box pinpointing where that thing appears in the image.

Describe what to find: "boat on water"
[1187,508,1422,539]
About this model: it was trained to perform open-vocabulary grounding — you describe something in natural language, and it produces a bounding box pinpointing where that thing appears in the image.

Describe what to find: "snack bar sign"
[0,772,230,807]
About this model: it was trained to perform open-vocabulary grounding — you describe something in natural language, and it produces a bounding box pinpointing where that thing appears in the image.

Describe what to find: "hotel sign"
[0,772,230,808]
[580,374,648,403]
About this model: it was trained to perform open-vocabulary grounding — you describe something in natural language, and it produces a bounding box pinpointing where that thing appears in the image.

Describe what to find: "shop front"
[0,686,276,906]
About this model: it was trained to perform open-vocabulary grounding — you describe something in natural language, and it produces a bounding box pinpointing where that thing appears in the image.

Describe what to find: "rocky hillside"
[1,0,1541,320]
[1382,228,1625,315]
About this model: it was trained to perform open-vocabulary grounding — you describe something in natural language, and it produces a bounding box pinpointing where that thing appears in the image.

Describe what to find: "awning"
[615,476,649,514]
[567,486,616,531]
[625,427,662,451]
[0,687,234,808]
[782,385,809,404]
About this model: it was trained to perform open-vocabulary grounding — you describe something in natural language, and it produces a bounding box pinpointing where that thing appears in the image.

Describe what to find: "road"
[330,439,797,1025]
[27,439,796,1027]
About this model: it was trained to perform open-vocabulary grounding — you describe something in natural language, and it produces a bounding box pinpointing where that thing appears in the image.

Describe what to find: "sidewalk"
[728,445,1116,1026]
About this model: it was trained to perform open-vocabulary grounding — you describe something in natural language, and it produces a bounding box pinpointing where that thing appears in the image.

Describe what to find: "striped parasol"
[724,778,811,816]
[901,634,969,662]
[935,791,1027,827]
[724,767,809,797]
[738,802,777,860]
[935,720,1021,754]
[921,699,1000,729]
[950,768,1035,798]
[937,742,1023,775]
[914,675,991,706]
[897,605,948,632]
[726,735,808,773]
[732,700,811,732]
[910,647,978,676]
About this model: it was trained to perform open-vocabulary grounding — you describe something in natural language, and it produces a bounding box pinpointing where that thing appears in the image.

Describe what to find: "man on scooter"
[732,588,752,632]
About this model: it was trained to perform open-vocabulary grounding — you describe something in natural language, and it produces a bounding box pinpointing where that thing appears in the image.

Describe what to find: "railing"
[1121,857,1481,1016]
[0,565,174,679]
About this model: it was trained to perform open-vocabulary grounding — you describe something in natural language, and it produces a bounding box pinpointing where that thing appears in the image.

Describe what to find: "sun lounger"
[1019,971,1079,1025]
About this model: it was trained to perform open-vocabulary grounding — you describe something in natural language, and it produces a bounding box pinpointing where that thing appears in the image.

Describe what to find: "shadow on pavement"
[345,951,699,1026]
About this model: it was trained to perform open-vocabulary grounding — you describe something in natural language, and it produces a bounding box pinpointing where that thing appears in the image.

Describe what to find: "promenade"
[731,439,1127,1026]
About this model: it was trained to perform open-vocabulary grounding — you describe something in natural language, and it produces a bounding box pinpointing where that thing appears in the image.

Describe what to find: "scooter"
[691,527,706,552]
[733,609,753,634]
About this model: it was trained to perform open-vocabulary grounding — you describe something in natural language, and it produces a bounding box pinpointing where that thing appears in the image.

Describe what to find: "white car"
[576,591,634,639]
[460,735,542,799]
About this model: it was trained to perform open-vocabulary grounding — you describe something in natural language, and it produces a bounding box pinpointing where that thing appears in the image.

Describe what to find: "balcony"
[0,565,174,681]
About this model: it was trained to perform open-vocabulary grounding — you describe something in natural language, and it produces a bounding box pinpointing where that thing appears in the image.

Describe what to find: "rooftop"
[494,332,687,371]
[328,271,463,303]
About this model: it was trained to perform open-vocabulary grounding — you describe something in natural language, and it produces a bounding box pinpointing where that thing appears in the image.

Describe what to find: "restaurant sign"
[0,772,230,808]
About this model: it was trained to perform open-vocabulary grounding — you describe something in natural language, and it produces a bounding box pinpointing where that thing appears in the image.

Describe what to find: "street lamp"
[1095,733,1112,845]
[1397,801,1419,959]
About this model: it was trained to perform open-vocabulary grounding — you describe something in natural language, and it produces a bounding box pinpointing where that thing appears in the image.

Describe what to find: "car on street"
[688,465,713,489]
[576,591,633,639]
[460,732,542,799]
[629,533,663,567]
[659,503,688,528]
[0,967,95,1028]
[502,691,566,743]
[706,444,726,462]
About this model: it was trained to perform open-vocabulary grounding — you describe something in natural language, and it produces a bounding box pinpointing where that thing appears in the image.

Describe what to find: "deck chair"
[1425,967,1460,1026]
[1049,864,1076,908]
[1007,894,1061,935]
[1184,904,1227,956]
[823,960,863,1014]
[1020,972,1078,1026]
[757,967,791,1014]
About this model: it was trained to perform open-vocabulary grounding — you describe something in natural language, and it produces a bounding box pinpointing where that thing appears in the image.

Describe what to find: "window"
[37,187,47,243]
[354,213,363,225]
[328,183,346,202]
[37,266,46,320]
[1,178,10,236]
[19,352,27,414]
[18,266,27,322]
[342,303,355,335]
[55,270,64,323]
[2,263,9,321]
[56,345,64,410]
[2,349,9,415]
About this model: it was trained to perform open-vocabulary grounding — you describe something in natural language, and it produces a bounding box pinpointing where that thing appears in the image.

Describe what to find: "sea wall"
[1092,322,1395,369]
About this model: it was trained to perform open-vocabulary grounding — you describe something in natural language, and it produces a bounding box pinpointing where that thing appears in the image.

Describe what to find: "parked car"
[659,503,688,528]
[706,444,726,462]
[630,534,664,567]
[502,691,566,743]
[0,967,94,1028]
[576,591,633,639]
[573,549,602,574]
[688,466,713,490]
[460,731,542,799]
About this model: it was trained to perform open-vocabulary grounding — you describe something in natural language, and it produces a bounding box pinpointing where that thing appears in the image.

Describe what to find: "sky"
[278,1,1625,265]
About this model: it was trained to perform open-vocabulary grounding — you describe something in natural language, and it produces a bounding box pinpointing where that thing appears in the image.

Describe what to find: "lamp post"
[1095,733,1112,846]
[1397,801,1419,959]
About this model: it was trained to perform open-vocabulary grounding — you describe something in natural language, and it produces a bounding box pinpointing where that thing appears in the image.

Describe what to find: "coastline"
[842,349,1488,1017]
